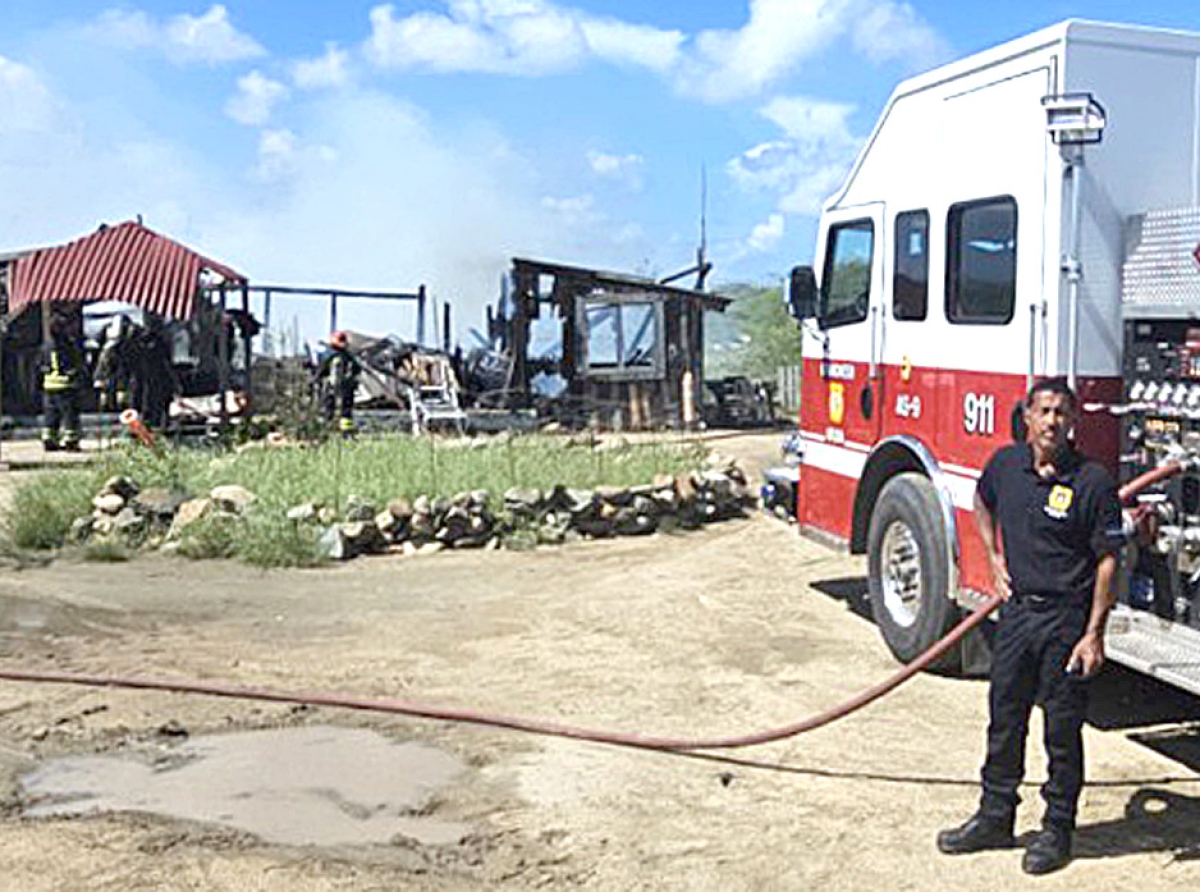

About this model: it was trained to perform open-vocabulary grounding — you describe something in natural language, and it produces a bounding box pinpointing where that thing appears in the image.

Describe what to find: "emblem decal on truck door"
[828,382,846,425]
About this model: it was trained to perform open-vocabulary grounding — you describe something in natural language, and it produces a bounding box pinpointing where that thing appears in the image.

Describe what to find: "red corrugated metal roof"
[8,221,246,320]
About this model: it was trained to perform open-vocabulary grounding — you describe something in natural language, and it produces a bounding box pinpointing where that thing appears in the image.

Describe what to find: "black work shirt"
[976,443,1123,600]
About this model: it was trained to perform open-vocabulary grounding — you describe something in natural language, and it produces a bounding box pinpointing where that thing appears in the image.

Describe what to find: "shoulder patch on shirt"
[1045,485,1073,520]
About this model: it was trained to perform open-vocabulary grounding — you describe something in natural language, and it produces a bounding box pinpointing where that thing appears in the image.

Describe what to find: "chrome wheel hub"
[880,520,922,628]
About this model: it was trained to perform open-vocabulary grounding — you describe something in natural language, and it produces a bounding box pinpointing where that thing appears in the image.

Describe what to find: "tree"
[706,283,802,380]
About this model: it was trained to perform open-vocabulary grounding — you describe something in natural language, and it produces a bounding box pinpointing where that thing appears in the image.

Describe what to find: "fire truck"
[787,19,1200,695]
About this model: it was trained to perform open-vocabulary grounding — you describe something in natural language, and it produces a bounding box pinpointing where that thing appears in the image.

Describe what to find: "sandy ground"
[0,432,1198,890]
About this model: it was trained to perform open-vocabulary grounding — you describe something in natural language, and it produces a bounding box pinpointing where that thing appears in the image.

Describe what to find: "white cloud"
[850,0,946,65]
[587,150,644,190]
[365,1,681,76]
[541,193,600,227]
[225,71,289,126]
[728,95,861,216]
[746,212,785,253]
[677,0,843,103]
[293,44,351,89]
[676,0,945,103]
[579,18,684,72]
[92,4,265,65]
[253,128,338,182]
[0,55,57,132]
[363,1,943,101]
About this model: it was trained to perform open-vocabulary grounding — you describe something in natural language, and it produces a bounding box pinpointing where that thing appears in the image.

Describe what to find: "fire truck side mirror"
[788,266,818,320]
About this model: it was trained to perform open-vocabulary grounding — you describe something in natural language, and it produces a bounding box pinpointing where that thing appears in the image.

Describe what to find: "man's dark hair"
[1026,376,1078,410]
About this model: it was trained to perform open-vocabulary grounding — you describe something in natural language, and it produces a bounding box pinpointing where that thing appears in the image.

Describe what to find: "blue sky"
[2,1,1198,342]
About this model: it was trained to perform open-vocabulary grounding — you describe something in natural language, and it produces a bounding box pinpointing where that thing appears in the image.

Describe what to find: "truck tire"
[867,472,960,670]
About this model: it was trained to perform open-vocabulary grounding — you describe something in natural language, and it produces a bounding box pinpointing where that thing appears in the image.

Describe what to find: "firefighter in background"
[41,311,87,452]
[94,315,177,429]
[133,316,176,429]
[93,315,136,414]
[317,330,362,434]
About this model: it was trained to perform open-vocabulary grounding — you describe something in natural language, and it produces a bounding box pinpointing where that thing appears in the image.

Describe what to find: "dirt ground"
[1,432,1199,890]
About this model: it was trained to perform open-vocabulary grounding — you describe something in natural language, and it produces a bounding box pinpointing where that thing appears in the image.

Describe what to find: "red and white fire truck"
[787,19,1200,695]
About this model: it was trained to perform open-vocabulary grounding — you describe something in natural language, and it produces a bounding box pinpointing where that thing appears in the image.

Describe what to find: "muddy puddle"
[20,726,471,847]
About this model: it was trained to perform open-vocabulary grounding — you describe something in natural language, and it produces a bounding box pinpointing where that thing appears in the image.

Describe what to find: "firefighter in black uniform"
[317,330,361,435]
[40,312,87,452]
[937,378,1124,875]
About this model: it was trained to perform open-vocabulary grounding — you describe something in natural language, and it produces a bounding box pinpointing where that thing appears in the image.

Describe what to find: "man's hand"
[989,552,1012,601]
[1066,630,1105,678]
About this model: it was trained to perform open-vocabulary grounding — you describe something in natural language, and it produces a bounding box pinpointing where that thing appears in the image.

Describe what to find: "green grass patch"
[3,434,707,567]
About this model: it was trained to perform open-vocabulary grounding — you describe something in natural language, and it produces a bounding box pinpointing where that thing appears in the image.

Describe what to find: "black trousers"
[979,597,1090,830]
[42,389,81,445]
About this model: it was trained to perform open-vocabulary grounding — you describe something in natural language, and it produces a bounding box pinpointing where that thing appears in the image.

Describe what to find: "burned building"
[480,258,730,430]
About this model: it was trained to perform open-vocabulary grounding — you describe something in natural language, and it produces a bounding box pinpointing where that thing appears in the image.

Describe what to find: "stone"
[413,494,432,516]
[317,525,349,561]
[409,512,434,540]
[651,487,679,511]
[92,493,125,515]
[68,516,94,544]
[100,475,139,500]
[504,487,543,512]
[699,470,735,498]
[417,541,446,556]
[572,517,615,538]
[341,520,386,554]
[287,503,319,522]
[169,498,212,537]
[317,506,339,525]
[375,509,401,540]
[631,495,657,517]
[614,508,656,536]
[92,516,116,537]
[344,495,377,522]
[387,497,414,521]
[112,507,147,537]
[210,485,256,515]
[435,506,473,543]
[595,485,633,506]
[469,490,490,508]
[652,472,675,489]
[402,540,420,557]
[134,488,188,522]
[675,474,697,504]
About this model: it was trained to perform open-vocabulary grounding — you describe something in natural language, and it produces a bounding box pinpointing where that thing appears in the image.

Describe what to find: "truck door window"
[893,210,929,320]
[821,219,874,329]
[946,196,1017,324]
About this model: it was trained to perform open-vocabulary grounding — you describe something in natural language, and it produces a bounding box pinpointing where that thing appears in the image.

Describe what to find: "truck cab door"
[800,203,886,449]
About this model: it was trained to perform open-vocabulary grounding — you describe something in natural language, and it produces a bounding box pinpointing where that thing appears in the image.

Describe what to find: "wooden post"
[417,285,427,345]
[217,286,229,438]
[241,282,253,419]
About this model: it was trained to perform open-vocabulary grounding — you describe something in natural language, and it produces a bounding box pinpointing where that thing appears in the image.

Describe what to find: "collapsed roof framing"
[496,257,730,429]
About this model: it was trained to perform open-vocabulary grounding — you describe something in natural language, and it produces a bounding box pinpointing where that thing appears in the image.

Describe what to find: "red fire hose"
[0,464,1182,752]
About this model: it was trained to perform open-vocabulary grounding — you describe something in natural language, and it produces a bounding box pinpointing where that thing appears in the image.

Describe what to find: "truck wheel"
[867,473,960,670]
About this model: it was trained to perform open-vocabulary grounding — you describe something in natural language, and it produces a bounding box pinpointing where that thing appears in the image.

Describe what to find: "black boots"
[937,815,1073,874]
[1022,825,1072,875]
[936,813,1015,854]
